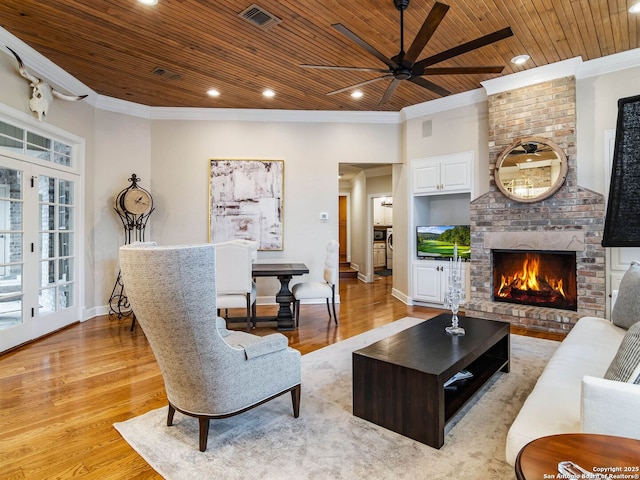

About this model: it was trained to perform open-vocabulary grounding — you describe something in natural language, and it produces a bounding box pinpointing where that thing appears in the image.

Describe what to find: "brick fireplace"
[465,76,606,333]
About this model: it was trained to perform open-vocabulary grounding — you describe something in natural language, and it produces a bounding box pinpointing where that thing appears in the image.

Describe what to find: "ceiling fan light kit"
[301,0,514,105]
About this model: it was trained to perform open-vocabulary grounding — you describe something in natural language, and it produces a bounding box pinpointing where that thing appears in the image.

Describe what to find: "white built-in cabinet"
[373,198,393,225]
[412,152,472,195]
[411,151,473,307]
[373,243,387,268]
[412,260,470,304]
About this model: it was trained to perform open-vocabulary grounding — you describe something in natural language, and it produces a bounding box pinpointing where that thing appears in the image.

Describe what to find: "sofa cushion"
[612,260,640,329]
[605,321,640,383]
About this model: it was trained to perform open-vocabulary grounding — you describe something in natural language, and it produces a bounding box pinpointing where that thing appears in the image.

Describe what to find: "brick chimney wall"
[465,76,606,333]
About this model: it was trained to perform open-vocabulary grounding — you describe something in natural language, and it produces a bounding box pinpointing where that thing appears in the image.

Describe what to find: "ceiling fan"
[301,0,514,105]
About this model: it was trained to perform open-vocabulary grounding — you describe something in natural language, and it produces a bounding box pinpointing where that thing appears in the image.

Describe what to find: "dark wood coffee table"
[352,313,510,448]
[515,433,640,480]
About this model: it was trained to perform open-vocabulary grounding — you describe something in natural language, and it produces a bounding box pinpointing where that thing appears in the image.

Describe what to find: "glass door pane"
[0,166,23,332]
[38,176,75,314]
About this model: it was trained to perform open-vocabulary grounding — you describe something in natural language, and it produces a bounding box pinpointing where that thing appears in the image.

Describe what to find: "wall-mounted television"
[417,225,471,259]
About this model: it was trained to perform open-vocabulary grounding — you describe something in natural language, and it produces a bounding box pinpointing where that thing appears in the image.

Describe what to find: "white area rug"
[114,317,559,479]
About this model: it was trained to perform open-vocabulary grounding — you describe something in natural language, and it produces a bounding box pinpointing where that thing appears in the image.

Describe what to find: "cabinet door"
[384,206,393,225]
[373,245,386,267]
[413,263,443,303]
[412,160,441,194]
[412,152,472,195]
[441,158,471,192]
[373,198,384,225]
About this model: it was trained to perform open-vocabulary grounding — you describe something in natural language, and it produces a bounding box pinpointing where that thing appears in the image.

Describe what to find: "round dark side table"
[515,433,640,480]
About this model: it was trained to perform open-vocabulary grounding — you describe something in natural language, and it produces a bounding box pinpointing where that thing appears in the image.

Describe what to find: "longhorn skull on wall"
[5,46,88,122]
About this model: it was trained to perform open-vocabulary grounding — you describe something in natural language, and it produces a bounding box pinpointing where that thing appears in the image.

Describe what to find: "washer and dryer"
[386,227,393,270]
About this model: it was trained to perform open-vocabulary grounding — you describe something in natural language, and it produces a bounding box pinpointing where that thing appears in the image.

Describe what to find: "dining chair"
[214,239,258,332]
[292,239,339,327]
[119,243,301,452]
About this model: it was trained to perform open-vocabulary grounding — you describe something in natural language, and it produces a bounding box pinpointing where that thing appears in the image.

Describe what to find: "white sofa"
[505,315,640,464]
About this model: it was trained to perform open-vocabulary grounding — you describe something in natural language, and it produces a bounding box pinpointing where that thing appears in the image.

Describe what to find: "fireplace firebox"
[492,250,577,311]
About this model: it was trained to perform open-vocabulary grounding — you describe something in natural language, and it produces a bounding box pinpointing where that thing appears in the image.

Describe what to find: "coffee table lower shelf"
[352,314,510,449]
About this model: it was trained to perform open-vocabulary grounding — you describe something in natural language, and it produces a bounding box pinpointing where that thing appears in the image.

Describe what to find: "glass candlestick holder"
[444,256,466,335]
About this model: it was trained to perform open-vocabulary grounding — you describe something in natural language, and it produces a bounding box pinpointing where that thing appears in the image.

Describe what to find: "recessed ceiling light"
[207,89,220,97]
[511,54,530,65]
[262,89,275,98]
[138,0,158,5]
[351,90,363,99]
[630,2,640,13]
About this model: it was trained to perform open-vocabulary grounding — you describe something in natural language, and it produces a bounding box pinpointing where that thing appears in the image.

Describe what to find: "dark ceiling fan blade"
[379,78,402,105]
[420,66,505,75]
[300,64,390,73]
[409,76,451,97]
[326,74,393,96]
[332,23,398,69]
[404,1,449,66]
[412,27,514,73]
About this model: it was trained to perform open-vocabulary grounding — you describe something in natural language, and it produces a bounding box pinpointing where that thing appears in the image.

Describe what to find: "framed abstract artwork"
[209,159,284,250]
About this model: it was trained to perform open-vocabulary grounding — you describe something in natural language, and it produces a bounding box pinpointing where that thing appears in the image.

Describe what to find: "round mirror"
[495,136,568,203]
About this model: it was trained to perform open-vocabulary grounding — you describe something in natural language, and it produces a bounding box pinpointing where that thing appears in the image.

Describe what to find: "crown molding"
[94,95,151,119]
[401,88,487,120]
[4,25,640,124]
[481,57,583,95]
[577,47,640,79]
[149,106,401,124]
[0,26,95,103]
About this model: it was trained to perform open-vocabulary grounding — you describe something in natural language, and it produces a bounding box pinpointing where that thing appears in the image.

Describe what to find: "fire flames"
[496,254,567,300]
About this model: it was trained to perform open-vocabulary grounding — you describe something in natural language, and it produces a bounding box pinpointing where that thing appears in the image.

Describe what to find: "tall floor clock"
[109,174,154,324]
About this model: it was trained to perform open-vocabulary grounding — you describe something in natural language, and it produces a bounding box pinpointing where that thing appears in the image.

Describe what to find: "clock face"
[121,188,152,215]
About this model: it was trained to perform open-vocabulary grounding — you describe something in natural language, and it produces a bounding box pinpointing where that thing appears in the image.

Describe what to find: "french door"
[0,154,80,352]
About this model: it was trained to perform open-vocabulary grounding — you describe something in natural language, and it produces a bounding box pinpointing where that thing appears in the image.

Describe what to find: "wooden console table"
[515,433,640,480]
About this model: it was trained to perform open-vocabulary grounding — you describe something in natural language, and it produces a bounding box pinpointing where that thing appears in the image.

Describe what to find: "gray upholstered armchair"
[119,243,301,452]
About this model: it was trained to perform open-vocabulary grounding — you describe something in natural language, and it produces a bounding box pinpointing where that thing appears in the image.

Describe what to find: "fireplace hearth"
[492,250,577,311]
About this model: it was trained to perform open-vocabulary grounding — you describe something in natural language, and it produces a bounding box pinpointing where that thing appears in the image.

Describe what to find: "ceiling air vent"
[151,67,182,81]
[239,4,282,31]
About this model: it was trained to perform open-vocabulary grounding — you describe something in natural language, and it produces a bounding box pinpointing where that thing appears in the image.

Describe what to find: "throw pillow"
[629,361,640,384]
[611,260,640,329]
[604,321,640,383]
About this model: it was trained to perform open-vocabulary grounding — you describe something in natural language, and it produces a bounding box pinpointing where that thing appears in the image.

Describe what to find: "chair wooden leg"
[199,418,210,452]
[167,404,176,426]
[245,294,251,332]
[331,286,338,325]
[325,298,332,319]
[291,384,301,418]
[252,301,257,329]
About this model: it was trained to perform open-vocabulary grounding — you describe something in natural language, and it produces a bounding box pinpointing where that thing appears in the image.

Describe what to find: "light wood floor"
[0,277,562,479]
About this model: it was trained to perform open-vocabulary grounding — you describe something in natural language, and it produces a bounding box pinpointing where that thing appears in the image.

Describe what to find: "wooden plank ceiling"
[0,0,638,112]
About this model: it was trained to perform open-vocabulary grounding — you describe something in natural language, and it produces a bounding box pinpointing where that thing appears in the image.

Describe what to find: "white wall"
[576,65,640,194]
[92,110,151,311]
[149,120,400,296]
